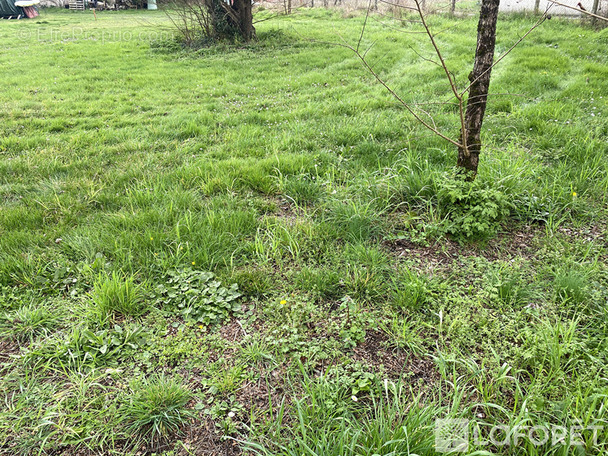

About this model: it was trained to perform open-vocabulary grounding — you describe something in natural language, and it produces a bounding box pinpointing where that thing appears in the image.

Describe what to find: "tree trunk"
[534,0,540,14]
[232,0,255,41]
[451,0,456,15]
[457,0,500,178]
[591,0,600,25]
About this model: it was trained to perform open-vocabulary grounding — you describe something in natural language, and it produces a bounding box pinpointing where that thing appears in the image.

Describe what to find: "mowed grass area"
[1,6,608,455]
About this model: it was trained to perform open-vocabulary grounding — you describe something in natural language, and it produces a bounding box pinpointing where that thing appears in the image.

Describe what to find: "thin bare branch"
[412,0,460,101]
[362,40,378,59]
[460,8,550,96]
[357,1,372,53]
[346,43,463,148]
[549,0,608,21]
[408,45,442,68]
[377,0,419,12]
[411,0,467,154]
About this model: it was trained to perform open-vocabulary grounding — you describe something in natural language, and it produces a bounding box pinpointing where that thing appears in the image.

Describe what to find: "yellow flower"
[572,192,577,197]
[192,261,196,265]
[198,325,204,329]
[280,300,287,305]
[150,237,153,240]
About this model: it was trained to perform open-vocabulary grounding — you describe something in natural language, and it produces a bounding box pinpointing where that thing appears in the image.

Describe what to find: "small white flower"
[351,395,358,402]
[228,411,235,418]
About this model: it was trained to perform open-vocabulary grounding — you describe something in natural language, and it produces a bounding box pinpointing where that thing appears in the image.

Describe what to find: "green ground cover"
[0,6,607,455]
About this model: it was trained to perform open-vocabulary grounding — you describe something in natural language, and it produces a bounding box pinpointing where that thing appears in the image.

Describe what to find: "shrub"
[164,0,243,47]
[438,174,512,241]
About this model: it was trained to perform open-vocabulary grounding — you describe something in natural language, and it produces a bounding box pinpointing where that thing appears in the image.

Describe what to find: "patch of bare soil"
[176,420,241,456]
[558,222,607,244]
[384,225,541,273]
[219,319,247,343]
[352,330,438,384]
[0,338,20,375]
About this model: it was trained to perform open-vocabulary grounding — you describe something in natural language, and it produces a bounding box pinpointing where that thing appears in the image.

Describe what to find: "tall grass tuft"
[0,304,59,342]
[247,377,442,455]
[90,272,146,324]
[123,374,193,441]
[553,267,589,305]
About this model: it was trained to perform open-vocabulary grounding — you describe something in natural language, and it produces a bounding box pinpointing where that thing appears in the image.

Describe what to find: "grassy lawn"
[1,6,608,455]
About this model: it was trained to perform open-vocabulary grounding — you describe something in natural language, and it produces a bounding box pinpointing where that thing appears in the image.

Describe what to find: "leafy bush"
[438,175,512,240]
[123,374,193,440]
[152,268,241,326]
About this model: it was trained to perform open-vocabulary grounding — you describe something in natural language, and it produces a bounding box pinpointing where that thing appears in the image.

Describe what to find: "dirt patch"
[219,319,247,343]
[176,420,241,456]
[384,225,541,273]
[352,330,438,384]
[0,338,20,375]
[234,362,292,414]
[558,222,607,244]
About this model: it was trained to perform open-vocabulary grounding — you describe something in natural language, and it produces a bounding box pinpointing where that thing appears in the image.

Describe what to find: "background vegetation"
[0,7,607,455]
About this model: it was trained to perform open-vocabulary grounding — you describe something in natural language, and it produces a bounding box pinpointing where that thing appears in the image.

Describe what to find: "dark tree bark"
[231,0,255,41]
[457,0,500,178]
[591,0,600,25]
